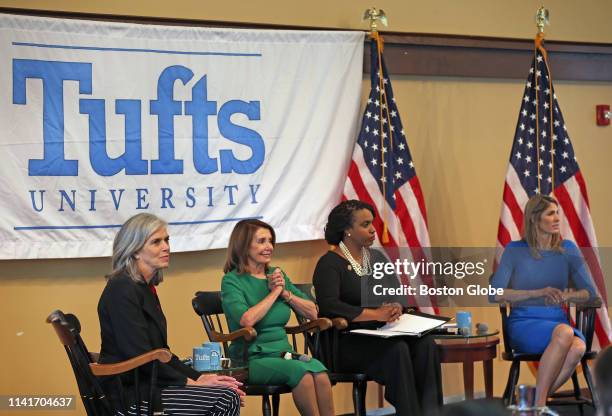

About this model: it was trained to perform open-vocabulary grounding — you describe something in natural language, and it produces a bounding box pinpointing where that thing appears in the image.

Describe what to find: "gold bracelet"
[285,290,293,303]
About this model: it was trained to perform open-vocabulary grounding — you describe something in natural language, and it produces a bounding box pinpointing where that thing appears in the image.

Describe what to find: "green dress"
[221,268,327,387]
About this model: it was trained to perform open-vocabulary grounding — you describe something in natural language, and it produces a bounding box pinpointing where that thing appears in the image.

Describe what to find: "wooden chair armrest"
[331,317,348,330]
[574,296,602,309]
[209,327,257,343]
[89,348,172,376]
[285,318,332,334]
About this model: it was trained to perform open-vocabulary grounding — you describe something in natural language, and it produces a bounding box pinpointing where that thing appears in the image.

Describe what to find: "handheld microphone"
[280,351,311,362]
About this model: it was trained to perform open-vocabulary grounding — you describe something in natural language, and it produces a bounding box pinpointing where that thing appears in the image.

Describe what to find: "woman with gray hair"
[98,213,244,415]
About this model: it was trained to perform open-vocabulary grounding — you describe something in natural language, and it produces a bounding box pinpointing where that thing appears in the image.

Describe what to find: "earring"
[347,233,351,237]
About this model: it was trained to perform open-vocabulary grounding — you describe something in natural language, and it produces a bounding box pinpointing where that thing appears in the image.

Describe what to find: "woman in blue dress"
[491,194,596,409]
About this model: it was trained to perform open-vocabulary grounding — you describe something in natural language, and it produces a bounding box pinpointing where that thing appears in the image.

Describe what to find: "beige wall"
[3,0,612,42]
[1,1,612,415]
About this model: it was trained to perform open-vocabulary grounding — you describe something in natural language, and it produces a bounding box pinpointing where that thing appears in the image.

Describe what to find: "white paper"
[350,313,447,338]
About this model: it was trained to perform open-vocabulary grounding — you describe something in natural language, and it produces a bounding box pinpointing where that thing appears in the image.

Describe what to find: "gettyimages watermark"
[360,246,612,307]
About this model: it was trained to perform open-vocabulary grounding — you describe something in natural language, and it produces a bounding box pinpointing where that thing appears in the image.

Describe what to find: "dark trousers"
[338,334,442,416]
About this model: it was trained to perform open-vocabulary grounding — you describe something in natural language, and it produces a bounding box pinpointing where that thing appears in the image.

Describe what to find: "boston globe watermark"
[360,247,612,308]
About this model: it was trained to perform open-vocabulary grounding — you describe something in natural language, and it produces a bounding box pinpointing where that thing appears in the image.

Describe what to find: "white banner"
[0,14,364,259]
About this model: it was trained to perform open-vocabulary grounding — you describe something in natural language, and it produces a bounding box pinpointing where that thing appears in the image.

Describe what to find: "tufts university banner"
[0,14,364,259]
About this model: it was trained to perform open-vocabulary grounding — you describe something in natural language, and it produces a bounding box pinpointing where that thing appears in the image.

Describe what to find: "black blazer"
[98,273,199,407]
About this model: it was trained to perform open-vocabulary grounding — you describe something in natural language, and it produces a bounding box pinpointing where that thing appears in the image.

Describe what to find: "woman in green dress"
[221,219,334,416]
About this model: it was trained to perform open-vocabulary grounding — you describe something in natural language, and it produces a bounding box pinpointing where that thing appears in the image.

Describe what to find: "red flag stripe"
[554,186,594,251]
[503,182,524,232]
[595,318,609,349]
[564,176,600,252]
[390,191,421,248]
[500,202,522,241]
[505,164,530,211]
[574,171,591,208]
[408,177,429,227]
[497,221,512,248]
[398,177,431,246]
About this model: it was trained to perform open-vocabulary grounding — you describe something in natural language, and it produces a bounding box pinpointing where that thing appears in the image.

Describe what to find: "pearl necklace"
[339,241,372,277]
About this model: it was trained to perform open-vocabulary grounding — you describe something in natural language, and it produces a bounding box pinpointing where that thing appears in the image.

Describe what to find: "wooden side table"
[435,332,500,399]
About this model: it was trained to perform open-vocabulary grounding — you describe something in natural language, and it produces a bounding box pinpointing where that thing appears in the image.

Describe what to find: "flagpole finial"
[535,6,550,35]
[362,7,388,34]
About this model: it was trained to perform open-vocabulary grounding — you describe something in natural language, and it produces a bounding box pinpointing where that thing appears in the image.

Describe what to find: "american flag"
[343,35,437,314]
[495,39,611,349]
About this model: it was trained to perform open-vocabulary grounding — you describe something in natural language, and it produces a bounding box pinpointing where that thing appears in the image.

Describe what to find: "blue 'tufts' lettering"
[13,60,265,177]
[13,59,92,176]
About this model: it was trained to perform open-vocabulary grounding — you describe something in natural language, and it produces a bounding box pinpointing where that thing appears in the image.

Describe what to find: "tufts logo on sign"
[13,60,264,213]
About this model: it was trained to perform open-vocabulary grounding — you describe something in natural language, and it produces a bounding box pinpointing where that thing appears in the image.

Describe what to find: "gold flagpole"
[364,8,390,407]
[364,7,390,243]
[534,6,555,194]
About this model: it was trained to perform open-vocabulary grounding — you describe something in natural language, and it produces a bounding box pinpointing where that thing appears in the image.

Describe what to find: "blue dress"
[490,240,596,354]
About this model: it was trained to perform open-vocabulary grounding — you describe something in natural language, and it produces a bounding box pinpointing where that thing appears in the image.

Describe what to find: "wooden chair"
[47,309,171,416]
[191,290,331,416]
[499,297,601,414]
[293,283,371,416]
